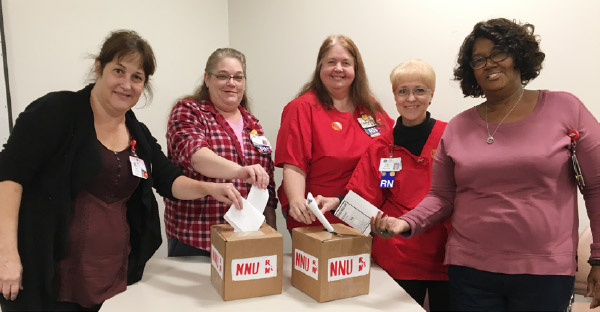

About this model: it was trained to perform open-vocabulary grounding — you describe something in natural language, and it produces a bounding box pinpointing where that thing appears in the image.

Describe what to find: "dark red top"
[56,142,139,307]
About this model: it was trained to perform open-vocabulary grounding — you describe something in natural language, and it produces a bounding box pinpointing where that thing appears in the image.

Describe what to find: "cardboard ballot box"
[292,223,372,302]
[210,223,283,300]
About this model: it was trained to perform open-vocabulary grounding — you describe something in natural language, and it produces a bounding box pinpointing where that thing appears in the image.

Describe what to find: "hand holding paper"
[334,190,382,236]
[223,185,269,232]
[306,192,335,232]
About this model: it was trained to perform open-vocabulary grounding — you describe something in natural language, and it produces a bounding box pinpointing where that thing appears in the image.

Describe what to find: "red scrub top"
[275,91,394,230]
[346,120,449,281]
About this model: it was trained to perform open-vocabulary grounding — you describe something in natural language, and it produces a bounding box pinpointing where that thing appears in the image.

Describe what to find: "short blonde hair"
[390,59,436,92]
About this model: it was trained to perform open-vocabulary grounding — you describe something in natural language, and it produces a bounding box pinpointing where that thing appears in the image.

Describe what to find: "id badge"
[250,133,273,154]
[129,156,148,179]
[364,126,381,137]
[357,115,381,137]
[571,152,585,192]
[379,157,402,172]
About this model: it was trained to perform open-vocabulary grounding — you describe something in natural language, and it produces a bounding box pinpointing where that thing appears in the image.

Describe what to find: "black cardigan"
[0,84,183,310]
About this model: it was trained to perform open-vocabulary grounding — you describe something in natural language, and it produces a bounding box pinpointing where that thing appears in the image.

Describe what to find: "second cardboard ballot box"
[210,223,283,300]
[292,223,372,302]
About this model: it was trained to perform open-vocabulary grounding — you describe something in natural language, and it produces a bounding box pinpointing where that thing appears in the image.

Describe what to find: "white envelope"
[247,186,269,214]
[334,190,382,236]
[223,198,265,232]
[307,192,335,232]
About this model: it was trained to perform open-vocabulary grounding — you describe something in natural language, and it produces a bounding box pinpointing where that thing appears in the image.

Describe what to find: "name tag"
[129,156,148,179]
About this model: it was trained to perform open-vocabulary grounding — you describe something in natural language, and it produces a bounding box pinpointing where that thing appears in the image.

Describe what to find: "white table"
[103,254,423,311]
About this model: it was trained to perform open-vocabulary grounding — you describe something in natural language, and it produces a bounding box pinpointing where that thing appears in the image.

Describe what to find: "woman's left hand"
[237,164,269,189]
[315,195,340,214]
[586,265,600,308]
[370,212,410,238]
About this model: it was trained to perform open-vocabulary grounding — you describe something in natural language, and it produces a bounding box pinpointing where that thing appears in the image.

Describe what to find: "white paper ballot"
[306,192,335,232]
[247,186,269,214]
[224,198,265,232]
[334,190,383,236]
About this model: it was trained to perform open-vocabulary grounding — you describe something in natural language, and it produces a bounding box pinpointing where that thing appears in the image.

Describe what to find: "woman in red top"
[319,59,450,310]
[275,35,393,230]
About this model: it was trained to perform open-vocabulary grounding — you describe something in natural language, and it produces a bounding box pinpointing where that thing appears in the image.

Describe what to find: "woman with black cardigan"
[0,30,243,311]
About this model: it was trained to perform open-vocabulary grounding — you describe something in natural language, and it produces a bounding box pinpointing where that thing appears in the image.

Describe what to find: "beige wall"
[3,0,599,255]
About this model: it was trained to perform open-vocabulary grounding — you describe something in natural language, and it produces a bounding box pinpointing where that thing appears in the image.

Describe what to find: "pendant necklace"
[485,89,524,144]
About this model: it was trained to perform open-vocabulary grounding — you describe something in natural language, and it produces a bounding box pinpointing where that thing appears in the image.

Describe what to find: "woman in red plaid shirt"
[164,48,277,257]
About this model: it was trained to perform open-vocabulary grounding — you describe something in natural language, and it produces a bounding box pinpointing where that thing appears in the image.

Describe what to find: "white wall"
[2,0,230,256]
[228,0,600,252]
[3,0,599,256]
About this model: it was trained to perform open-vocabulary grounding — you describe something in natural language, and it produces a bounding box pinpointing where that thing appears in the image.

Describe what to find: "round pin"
[331,122,342,131]
[362,114,369,120]
[250,129,258,135]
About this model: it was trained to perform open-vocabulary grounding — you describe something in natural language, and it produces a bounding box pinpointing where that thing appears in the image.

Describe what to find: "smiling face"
[205,57,245,114]
[93,53,145,116]
[471,37,521,94]
[319,44,355,96]
[393,77,433,127]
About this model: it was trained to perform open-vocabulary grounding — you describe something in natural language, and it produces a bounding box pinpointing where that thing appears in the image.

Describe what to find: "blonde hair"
[390,59,436,92]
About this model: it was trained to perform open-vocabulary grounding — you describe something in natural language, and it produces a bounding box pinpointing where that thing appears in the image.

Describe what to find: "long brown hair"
[298,35,382,121]
[181,48,249,110]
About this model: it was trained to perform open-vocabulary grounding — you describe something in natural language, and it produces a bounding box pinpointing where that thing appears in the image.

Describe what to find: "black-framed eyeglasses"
[469,48,509,70]
[208,72,245,82]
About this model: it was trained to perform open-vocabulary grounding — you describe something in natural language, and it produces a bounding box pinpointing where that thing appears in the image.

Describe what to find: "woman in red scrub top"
[275,34,394,230]
[321,59,450,310]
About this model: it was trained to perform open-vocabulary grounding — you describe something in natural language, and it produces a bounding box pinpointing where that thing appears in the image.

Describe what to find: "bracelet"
[588,259,600,266]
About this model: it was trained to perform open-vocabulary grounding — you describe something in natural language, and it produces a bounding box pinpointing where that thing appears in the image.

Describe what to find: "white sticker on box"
[328,253,370,281]
[231,255,277,281]
[211,244,224,279]
[294,249,319,280]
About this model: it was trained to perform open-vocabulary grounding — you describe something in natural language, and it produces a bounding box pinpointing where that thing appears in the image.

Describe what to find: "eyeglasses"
[208,72,245,82]
[469,49,509,70]
[396,87,431,99]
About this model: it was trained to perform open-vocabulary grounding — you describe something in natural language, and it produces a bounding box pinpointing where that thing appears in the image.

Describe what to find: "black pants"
[448,265,574,311]
[167,237,210,257]
[395,279,450,311]
[1,300,102,311]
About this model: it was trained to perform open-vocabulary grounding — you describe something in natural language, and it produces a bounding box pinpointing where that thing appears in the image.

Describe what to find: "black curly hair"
[454,18,546,97]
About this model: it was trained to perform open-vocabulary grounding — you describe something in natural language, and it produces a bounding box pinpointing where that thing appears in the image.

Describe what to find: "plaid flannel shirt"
[164,99,277,251]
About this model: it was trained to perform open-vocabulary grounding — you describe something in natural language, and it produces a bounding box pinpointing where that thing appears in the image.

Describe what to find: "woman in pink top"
[372,18,600,310]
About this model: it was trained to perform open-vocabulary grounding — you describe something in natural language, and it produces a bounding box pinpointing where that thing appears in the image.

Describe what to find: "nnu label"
[294,249,319,280]
[328,253,370,281]
[211,244,223,279]
[231,255,278,281]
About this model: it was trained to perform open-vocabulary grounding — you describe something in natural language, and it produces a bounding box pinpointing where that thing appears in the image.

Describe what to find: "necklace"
[484,90,524,144]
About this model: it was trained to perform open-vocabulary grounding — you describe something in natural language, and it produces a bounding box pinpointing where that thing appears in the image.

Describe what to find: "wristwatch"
[588,259,600,266]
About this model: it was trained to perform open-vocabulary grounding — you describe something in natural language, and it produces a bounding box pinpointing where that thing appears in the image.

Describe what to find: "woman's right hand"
[0,250,23,301]
[288,198,315,224]
[237,164,269,189]
[205,182,244,210]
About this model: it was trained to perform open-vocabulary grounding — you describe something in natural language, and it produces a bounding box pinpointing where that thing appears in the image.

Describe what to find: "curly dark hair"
[454,18,546,97]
